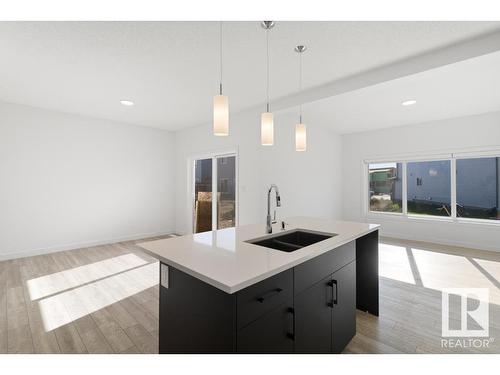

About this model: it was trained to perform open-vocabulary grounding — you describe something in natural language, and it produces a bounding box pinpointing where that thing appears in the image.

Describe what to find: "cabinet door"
[237,301,294,353]
[331,261,356,353]
[294,275,332,353]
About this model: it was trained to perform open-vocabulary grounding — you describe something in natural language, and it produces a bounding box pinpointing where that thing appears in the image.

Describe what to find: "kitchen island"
[139,217,380,354]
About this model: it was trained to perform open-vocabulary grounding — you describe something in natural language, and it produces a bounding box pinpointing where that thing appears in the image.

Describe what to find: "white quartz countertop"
[138,217,380,294]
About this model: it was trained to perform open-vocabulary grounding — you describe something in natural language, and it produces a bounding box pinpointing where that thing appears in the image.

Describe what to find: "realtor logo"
[441,288,489,337]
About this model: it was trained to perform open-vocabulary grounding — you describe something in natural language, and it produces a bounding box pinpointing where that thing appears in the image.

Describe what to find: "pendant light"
[295,45,307,152]
[213,22,229,136]
[261,21,275,146]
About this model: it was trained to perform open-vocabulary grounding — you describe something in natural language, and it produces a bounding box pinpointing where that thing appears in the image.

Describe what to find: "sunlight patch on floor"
[473,257,500,285]
[38,262,158,332]
[379,242,500,305]
[27,253,149,300]
[379,243,416,285]
[411,248,500,304]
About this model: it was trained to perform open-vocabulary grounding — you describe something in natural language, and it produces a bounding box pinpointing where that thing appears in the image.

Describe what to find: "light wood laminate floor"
[345,237,500,354]
[0,236,499,354]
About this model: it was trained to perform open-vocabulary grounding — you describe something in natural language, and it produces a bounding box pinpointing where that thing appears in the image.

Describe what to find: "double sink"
[246,229,337,253]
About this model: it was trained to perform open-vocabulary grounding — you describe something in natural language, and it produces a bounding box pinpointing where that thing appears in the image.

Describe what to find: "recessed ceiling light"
[401,99,416,106]
[120,100,134,106]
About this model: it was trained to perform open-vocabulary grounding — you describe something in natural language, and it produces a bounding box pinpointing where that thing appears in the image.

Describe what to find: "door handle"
[286,307,295,340]
[327,279,338,307]
[332,279,338,305]
[256,288,283,303]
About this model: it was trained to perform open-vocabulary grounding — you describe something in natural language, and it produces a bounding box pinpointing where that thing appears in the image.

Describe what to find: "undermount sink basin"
[246,229,337,252]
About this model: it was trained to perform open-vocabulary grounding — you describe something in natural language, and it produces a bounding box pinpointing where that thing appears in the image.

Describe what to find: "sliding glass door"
[193,158,213,233]
[216,156,236,229]
[193,154,237,233]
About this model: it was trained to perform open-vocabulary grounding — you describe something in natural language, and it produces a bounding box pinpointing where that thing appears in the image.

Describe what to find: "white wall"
[0,102,175,260]
[174,109,343,234]
[7,96,496,259]
[342,111,500,252]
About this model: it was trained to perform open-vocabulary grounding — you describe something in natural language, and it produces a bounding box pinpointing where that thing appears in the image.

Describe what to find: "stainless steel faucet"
[266,184,281,233]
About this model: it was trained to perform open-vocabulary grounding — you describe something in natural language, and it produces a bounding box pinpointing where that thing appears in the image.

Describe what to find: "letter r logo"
[442,288,489,338]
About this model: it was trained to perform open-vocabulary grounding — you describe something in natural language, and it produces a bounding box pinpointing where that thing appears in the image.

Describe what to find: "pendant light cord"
[219,21,223,95]
[299,50,303,123]
[266,28,270,112]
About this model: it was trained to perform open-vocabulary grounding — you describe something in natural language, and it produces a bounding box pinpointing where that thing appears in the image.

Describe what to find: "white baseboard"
[0,230,174,261]
[380,230,500,253]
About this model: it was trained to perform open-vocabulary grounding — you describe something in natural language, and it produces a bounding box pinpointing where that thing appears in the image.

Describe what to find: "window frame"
[364,149,500,226]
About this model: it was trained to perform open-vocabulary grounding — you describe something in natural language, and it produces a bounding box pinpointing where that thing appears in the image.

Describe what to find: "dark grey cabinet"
[236,268,293,329]
[331,261,357,353]
[159,266,235,353]
[295,261,356,354]
[295,275,333,353]
[158,231,378,353]
[356,230,379,316]
[237,301,294,353]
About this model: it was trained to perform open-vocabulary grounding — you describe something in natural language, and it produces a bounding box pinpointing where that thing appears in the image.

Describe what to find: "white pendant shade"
[213,95,229,136]
[261,112,274,146]
[295,123,307,152]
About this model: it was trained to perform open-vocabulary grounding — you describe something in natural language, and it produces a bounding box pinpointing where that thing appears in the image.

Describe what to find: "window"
[369,163,402,213]
[456,157,499,221]
[219,178,229,193]
[407,160,451,217]
[366,152,500,223]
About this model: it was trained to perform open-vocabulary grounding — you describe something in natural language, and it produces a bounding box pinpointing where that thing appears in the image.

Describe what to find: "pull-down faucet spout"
[266,184,281,233]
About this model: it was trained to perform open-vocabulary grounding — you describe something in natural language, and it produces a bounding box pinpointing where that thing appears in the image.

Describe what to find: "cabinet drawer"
[237,301,294,353]
[294,241,355,295]
[237,269,293,329]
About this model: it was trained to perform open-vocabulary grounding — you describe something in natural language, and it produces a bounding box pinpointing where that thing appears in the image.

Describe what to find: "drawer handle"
[256,288,283,303]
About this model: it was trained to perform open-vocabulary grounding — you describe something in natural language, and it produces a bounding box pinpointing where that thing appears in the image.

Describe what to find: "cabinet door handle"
[332,279,338,305]
[327,279,338,307]
[256,288,283,303]
[286,307,295,341]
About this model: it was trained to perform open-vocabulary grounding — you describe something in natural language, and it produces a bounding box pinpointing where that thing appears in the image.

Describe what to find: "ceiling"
[1,21,500,131]
[299,49,500,134]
